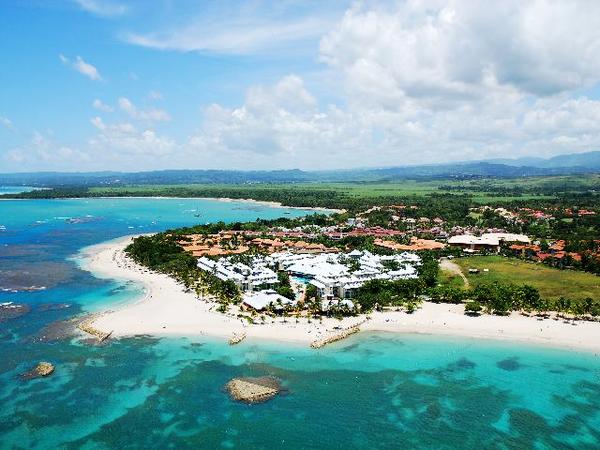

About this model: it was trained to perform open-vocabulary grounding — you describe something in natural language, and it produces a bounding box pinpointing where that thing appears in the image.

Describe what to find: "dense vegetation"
[125,233,241,308]
[438,255,600,317]
[350,254,439,312]
[449,256,600,301]
[4,174,599,214]
[49,172,595,318]
[430,281,600,318]
[123,222,599,319]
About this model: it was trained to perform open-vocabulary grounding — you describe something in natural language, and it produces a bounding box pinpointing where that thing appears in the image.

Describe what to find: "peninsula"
[80,203,600,352]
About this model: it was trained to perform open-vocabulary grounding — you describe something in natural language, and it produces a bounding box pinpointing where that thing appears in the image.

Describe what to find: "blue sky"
[1,0,600,172]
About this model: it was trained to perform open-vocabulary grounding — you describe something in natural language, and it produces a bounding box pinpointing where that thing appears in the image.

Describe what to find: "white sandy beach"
[79,236,600,353]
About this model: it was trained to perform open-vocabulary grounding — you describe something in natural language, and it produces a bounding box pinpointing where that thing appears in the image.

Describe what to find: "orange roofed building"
[374,237,446,251]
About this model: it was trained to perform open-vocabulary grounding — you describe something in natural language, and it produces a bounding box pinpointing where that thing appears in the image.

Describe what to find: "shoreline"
[79,237,600,354]
[0,195,344,214]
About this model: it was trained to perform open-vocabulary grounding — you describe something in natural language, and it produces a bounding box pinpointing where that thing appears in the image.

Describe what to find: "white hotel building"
[197,250,421,307]
[197,257,279,292]
[268,250,420,300]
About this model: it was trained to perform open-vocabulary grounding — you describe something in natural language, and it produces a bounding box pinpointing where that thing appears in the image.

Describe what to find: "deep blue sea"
[1,198,599,449]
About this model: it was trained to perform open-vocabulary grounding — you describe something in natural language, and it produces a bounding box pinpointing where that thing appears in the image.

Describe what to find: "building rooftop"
[242,291,294,311]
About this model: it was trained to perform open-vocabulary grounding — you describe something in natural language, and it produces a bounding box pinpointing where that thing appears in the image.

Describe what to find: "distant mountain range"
[1,151,599,186]
[484,150,600,169]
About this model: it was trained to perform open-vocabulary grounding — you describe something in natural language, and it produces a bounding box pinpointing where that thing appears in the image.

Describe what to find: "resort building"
[197,257,279,291]
[196,250,421,303]
[374,237,446,251]
[241,290,295,312]
[267,250,420,300]
[448,233,530,253]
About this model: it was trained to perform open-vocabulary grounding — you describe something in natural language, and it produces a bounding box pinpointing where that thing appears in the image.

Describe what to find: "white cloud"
[185,72,600,169]
[5,132,91,169]
[126,18,329,55]
[0,116,13,130]
[59,54,103,81]
[3,119,176,172]
[186,75,376,168]
[92,99,114,112]
[88,117,176,160]
[148,90,163,100]
[122,2,345,55]
[320,0,600,103]
[75,0,127,17]
[10,1,600,171]
[118,97,171,122]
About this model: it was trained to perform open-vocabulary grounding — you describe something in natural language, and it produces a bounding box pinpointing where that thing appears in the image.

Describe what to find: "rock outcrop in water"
[225,376,281,404]
[20,362,55,380]
[77,315,113,343]
[229,332,246,345]
[32,316,84,342]
[0,302,31,322]
[310,324,363,349]
[37,303,71,312]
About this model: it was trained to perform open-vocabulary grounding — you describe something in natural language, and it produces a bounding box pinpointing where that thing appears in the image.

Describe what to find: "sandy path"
[440,257,470,288]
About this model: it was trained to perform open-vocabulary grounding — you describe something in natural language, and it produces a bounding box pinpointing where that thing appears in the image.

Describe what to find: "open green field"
[88,180,459,197]
[88,178,560,204]
[9,173,597,210]
[302,182,553,202]
[444,256,600,301]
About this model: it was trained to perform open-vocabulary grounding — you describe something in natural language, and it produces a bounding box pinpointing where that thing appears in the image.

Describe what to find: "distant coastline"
[80,236,600,353]
[0,195,343,214]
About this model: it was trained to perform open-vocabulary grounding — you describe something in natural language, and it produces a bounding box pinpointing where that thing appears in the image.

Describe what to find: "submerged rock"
[496,357,522,372]
[30,317,82,343]
[225,376,281,404]
[37,303,71,312]
[29,314,110,345]
[20,361,55,380]
[0,302,31,322]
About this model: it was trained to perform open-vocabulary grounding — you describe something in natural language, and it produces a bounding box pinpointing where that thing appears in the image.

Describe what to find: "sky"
[1,0,600,173]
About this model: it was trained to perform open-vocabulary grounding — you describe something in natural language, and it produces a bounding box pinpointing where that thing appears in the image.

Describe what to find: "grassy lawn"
[88,180,555,204]
[81,174,600,209]
[438,268,466,289]
[89,181,448,197]
[448,256,600,301]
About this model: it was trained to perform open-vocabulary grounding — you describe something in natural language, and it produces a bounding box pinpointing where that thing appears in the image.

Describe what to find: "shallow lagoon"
[0,198,599,449]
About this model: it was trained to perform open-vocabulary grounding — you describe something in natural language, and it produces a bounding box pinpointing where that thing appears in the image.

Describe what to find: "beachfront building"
[197,250,421,306]
[197,257,279,292]
[242,290,295,312]
[268,250,420,300]
[448,232,530,253]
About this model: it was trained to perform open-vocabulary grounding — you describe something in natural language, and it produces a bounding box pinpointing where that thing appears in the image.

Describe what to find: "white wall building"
[198,250,421,303]
[448,232,530,252]
[268,250,420,300]
[197,256,279,291]
[242,290,295,311]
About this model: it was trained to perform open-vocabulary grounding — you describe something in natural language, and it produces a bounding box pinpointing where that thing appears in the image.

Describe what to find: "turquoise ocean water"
[0,186,39,195]
[1,198,599,449]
